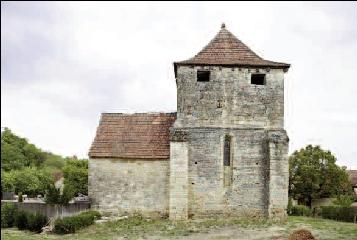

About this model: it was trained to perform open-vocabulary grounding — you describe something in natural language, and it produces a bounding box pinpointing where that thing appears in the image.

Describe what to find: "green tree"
[63,158,88,196]
[333,195,354,207]
[1,141,28,171]
[289,145,352,206]
[1,169,16,192]
[1,167,53,197]
[43,152,65,170]
[1,128,47,171]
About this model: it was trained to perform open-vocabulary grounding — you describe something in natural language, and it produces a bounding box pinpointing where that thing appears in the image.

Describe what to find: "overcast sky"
[1,2,357,168]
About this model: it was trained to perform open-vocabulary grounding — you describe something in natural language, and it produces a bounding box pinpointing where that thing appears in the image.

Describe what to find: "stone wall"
[267,130,289,219]
[169,65,289,220]
[175,66,285,129]
[0,201,90,219]
[89,158,169,218]
[186,128,269,218]
[169,142,189,220]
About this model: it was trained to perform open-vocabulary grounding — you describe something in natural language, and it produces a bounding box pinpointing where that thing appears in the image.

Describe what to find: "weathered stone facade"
[89,158,170,217]
[89,24,290,220]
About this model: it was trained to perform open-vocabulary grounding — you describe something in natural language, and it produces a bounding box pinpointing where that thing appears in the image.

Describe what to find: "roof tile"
[89,113,176,159]
[175,24,290,68]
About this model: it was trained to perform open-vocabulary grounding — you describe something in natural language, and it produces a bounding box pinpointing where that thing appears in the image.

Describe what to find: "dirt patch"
[147,226,287,240]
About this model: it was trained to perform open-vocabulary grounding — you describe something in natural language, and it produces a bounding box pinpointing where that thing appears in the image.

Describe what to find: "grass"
[1,216,356,240]
[286,216,357,239]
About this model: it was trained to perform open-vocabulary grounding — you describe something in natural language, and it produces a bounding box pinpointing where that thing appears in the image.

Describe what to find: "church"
[88,24,290,220]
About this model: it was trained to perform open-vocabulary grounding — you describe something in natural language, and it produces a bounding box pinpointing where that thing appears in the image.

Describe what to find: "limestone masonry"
[89,24,290,220]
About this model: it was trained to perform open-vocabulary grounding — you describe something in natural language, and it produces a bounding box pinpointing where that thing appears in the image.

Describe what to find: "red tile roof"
[89,113,176,159]
[347,170,357,186]
[175,23,290,68]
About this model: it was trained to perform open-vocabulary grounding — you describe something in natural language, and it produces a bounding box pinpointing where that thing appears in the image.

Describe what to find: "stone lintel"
[170,128,189,142]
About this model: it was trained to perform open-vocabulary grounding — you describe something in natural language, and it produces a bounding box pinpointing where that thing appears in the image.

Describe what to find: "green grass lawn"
[1,216,356,240]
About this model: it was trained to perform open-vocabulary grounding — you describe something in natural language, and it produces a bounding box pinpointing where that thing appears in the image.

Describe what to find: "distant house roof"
[89,113,176,159]
[347,170,357,186]
[174,23,290,69]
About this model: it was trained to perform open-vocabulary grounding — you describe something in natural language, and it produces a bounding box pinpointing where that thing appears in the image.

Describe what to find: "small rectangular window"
[251,74,266,85]
[197,70,210,82]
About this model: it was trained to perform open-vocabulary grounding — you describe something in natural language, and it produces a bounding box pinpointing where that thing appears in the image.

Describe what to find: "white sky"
[1,2,357,168]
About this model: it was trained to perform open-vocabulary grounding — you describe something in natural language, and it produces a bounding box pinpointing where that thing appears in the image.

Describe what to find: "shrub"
[45,184,62,204]
[14,210,48,232]
[45,183,75,205]
[15,210,28,230]
[333,195,353,207]
[312,207,322,217]
[1,202,17,228]
[63,159,88,196]
[60,184,75,204]
[27,212,48,233]
[321,206,357,222]
[53,210,101,234]
[290,205,312,217]
[18,192,23,202]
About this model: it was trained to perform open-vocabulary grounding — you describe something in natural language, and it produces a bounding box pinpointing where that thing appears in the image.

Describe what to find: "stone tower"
[169,24,290,220]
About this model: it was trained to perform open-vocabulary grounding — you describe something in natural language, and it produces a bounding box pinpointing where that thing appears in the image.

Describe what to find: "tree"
[1,141,28,171]
[62,158,88,196]
[1,167,53,197]
[1,128,46,171]
[289,145,352,206]
[43,152,65,170]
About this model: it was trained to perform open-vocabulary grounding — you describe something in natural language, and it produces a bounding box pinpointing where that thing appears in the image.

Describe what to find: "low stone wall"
[1,201,90,219]
[311,198,336,209]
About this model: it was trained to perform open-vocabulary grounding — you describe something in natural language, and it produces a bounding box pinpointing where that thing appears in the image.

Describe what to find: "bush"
[312,207,322,217]
[45,183,75,205]
[321,206,357,222]
[53,210,101,234]
[60,184,75,204]
[1,202,17,228]
[63,159,88,196]
[27,212,48,233]
[333,195,354,207]
[290,205,312,217]
[15,211,28,230]
[45,184,61,204]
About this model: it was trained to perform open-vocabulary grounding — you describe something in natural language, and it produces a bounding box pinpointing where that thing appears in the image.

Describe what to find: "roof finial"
[221,23,226,29]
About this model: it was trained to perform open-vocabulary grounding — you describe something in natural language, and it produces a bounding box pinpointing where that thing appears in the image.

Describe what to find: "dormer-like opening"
[197,70,210,82]
[251,74,266,85]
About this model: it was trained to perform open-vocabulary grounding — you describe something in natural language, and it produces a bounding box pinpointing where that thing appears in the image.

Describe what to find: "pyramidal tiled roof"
[175,23,290,68]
